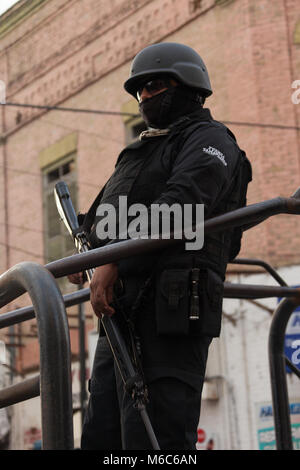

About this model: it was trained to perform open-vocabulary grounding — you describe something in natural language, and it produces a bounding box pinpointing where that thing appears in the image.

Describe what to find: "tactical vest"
[80,117,252,279]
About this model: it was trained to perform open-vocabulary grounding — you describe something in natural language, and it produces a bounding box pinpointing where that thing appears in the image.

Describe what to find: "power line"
[0,220,79,238]
[0,222,46,234]
[1,101,300,131]
[0,164,101,188]
[223,120,300,132]
[1,101,138,118]
[0,241,44,259]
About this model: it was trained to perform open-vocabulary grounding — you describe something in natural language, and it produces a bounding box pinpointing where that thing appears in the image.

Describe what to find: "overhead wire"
[0,241,44,259]
[0,222,46,234]
[2,101,138,118]
[0,102,125,188]
[0,163,101,188]
[2,101,300,131]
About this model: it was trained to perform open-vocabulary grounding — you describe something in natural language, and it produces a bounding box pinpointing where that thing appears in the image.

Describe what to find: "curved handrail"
[0,262,73,450]
[268,297,300,450]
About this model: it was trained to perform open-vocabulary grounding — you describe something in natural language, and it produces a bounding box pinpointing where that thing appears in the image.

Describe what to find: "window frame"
[42,153,77,266]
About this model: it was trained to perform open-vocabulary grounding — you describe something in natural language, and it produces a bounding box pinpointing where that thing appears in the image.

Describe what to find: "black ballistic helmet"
[124,42,213,99]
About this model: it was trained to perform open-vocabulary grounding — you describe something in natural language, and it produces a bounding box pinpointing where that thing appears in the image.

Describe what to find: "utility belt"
[115,258,224,339]
[155,265,223,338]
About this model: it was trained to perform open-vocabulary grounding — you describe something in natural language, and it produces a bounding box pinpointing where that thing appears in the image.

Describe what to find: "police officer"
[69,42,252,450]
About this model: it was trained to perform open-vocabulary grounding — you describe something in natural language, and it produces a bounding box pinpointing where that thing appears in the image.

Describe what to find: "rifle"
[54,181,160,450]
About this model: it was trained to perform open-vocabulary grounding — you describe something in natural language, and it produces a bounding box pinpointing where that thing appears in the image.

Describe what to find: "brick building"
[0,0,299,449]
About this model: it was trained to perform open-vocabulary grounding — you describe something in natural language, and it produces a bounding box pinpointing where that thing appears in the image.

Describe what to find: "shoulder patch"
[203,146,227,167]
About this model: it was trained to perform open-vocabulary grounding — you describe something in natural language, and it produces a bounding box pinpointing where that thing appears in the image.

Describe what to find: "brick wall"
[0,0,300,371]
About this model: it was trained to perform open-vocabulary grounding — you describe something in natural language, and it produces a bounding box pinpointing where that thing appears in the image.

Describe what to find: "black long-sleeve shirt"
[89,108,249,277]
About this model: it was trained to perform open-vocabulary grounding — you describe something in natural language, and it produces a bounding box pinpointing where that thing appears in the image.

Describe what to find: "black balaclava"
[138,85,203,129]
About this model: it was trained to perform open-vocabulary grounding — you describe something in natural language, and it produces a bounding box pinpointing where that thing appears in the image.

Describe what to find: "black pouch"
[155,269,190,336]
[191,268,224,337]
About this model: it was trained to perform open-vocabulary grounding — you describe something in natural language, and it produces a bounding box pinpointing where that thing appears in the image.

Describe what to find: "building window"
[43,155,77,291]
[121,100,147,144]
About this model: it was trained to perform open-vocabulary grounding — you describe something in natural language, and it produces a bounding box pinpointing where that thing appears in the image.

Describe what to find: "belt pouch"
[155,269,190,336]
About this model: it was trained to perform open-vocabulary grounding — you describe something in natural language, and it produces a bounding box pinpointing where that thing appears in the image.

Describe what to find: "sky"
[0,0,20,16]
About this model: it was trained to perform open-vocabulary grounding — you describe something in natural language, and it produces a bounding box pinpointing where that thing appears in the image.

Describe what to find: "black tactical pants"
[81,275,212,450]
[81,334,211,450]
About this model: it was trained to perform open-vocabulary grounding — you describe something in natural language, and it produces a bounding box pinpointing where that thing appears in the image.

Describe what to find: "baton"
[54,181,160,450]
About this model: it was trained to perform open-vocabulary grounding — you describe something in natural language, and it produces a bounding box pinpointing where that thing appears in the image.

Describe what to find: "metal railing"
[1,264,299,450]
[268,297,300,450]
[230,258,300,450]
[0,262,74,450]
[1,190,300,449]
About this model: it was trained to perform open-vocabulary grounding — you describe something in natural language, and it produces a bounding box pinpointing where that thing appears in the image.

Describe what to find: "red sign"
[197,428,206,443]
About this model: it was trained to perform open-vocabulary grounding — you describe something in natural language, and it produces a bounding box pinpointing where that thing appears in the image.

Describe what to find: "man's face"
[137,77,178,102]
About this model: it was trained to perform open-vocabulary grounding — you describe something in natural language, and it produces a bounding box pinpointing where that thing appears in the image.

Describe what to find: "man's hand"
[68,272,86,285]
[90,263,118,318]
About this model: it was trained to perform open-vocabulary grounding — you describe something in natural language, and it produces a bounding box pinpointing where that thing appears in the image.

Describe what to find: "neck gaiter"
[138,86,202,129]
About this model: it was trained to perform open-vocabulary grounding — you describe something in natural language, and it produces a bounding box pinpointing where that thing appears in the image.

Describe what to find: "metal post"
[0,261,74,450]
[78,284,87,427]
[268,296,300,450]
